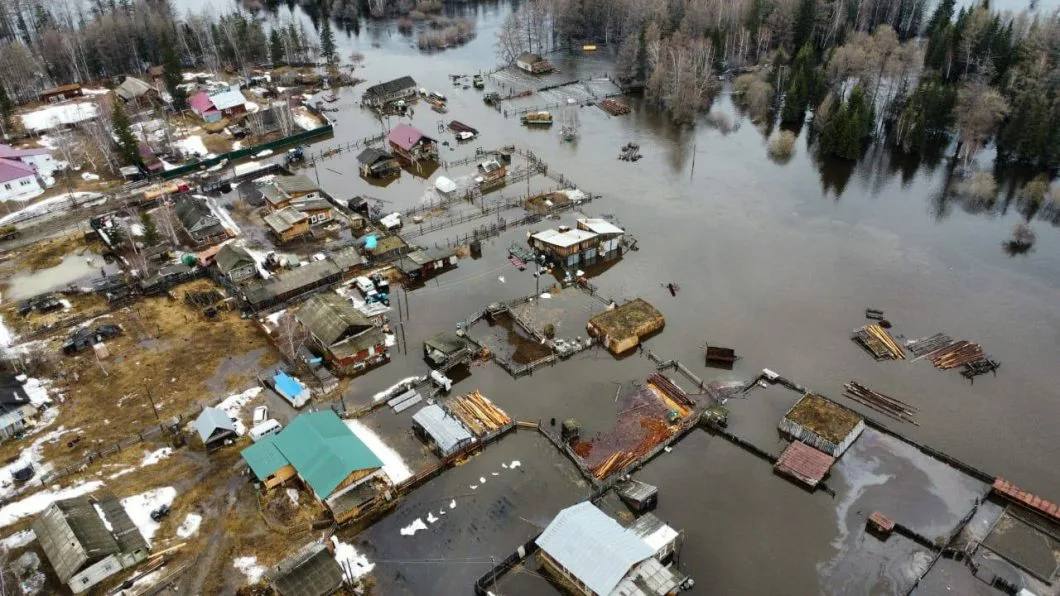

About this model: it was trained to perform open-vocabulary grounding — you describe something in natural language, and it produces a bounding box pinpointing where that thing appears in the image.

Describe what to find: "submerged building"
[779,393,865,457]
[536,501,689,596]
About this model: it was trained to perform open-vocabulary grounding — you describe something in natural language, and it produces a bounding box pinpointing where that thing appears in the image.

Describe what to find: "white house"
[0,157,43,202]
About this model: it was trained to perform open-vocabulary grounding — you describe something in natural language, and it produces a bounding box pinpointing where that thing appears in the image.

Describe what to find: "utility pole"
[145,388,162,427]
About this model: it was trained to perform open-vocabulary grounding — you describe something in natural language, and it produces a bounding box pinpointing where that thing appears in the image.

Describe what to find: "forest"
[1,0,1059,179]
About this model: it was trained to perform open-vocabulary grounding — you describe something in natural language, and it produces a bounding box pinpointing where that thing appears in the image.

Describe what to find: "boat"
[509,255,527,270]
[473,75,484,89]
[521,111,553,126]
[323,93,338,103]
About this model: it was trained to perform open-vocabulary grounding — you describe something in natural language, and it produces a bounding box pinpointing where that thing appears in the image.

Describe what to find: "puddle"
[5,252,113,301]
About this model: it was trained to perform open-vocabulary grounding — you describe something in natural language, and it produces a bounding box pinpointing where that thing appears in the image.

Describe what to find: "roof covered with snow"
[530,228,597,249]
[577,218,624,236]
[209,88,247,111]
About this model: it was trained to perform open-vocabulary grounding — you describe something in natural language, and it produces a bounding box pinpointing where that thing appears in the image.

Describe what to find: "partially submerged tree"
[955,81,1008,169]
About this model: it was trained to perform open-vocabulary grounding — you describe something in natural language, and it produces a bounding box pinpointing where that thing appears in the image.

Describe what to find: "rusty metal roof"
[774,440,835,488]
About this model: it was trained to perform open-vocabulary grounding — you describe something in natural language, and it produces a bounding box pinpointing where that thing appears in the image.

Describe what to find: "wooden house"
[388,124,438,163]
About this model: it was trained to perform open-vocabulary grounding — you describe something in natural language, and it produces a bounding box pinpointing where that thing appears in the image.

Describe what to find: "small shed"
[271,541,344,596]
[773,440,836,488]
[412,404,475,458]
[779,394,864,457]
[617,479,659,512]
[194,406,237,450]
[515,52,553,74]
[356,147,398,178]
[587,299,665,355]
[434,176,457,197]
[423,331,469,368]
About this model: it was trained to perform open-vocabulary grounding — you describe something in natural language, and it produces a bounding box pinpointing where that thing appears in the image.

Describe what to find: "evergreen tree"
[791,0,816,53]
[111,101,140,167]
[270,28,284,65]
[781,44,817,126]
[0,84,13,131]
[140,211,159,246]
[820,86,874,160]
[161,40,186,111]
[895,78,956,154]
[319,22,336,64]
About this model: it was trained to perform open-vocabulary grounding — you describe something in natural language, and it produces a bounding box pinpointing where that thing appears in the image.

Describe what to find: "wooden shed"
[779,394,865,457]
[587,299,665,355]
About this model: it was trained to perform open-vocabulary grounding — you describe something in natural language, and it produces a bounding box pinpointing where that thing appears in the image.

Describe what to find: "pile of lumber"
[599,98,631,115]
[449,390,511,436]
[905,333,953,358]
[590,451,639,480]
[929,341,984,370]
[647,373,694,410]
[843,381,918,425]
[853,324,905,360]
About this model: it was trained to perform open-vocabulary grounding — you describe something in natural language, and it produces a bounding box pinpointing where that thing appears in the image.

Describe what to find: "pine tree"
[140,211,159,246]
[791,0,816,54]
[781,44,817,126]
[0,84,13,131]
[270,28,284,65]
[895,78,956,154]
[111,101,140,167]
[161,41,186,111]
[319,22,336,64]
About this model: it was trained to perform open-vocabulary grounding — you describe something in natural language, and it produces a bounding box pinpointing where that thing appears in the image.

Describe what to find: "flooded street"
[165,1,1060,592]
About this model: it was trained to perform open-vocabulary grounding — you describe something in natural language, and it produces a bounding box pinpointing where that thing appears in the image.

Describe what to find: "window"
[2,184,10,191]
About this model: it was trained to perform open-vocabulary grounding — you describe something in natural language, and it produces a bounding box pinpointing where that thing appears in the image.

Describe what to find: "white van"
[249,419,282,442]
[354,276,375,296]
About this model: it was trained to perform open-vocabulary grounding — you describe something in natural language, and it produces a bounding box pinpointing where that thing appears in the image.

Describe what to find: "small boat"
[323,93,339,103]
[473,75,484,89]
[509,255,526,270]
[521,111,553,126]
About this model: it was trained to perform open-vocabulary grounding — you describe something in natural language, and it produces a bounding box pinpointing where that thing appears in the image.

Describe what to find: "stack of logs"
[928,341,985,370]
[449,391,511,436]
[853,324,905,360]
[843,381,918,425]
[599,98,631,116]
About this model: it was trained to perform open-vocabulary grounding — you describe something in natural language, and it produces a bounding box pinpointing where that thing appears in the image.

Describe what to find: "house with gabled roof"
[387,124,437,163]
[241,410,390,522]
[295,293,388,375]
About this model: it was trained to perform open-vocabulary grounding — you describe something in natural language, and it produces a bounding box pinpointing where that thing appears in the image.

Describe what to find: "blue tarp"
[274,371,306,404]
[363,235,378,250]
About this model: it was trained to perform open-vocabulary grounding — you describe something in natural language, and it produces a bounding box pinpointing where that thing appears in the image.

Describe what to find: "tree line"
[0,0,325,105]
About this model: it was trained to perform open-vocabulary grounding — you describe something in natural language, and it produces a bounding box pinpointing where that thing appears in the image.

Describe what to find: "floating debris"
[599,98,631,116]
[929,340,985,370]
[842,381,918,425]
[618,142,641,161]
[852,324,905,360]
[960,358,1000,381]
[904,333,954,358]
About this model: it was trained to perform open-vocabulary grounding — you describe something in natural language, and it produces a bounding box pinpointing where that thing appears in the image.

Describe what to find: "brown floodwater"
[174,2,1060,593]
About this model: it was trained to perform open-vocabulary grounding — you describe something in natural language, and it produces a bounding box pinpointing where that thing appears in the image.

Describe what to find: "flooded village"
[0,0,1058,595]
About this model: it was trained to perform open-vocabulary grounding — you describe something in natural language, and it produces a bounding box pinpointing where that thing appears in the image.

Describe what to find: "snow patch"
[331,536,374,578]
[198,194,241,236]
[0,191,102,219]
[371,376,423,403]
[0,480,103,528]
[426,512,438,524]
[285,488,299,505]
[344,420,412,483]
[0,529,35,550]
[509,460,521,469]
[400,518,428,536]
[140,447,172,467]
[176,513,202,538]
[216,387,263,435]
[120,486,177,546]
[233,556,266,584]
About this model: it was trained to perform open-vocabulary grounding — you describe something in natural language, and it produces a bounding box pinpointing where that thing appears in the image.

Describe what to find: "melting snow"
[0,480,103,528]
[400,518,428,536]
[174,135,209,157]
[426,512,438,523]
[509,460,522,469]
[233,556,265,584]
[200,194,240,236]
[176,513,202,538]
[449,499,457,509]
[345,420,412,483]
[286,488,299,505]
[371,376,423,402]
[0,529,35,550]
[121,486,177,546]
[331,536,374,578]
[216,387,263,435]
[140,447,172,467]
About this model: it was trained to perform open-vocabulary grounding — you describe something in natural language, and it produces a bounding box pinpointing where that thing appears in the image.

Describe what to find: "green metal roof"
[247,410,383,498]
[241,435,289,480]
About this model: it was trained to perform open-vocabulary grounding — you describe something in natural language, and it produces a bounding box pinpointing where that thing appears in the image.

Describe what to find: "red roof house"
[387,124,437,163]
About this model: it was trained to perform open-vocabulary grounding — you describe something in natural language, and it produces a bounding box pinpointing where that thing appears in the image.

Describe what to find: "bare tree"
[955,81,1008,169]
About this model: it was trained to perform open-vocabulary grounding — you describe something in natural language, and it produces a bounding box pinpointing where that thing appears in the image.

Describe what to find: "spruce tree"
[270,28,284,65]
[320,22,336,64]
[161,41,186,111]
[0,84,13,131]
[140,211,159,246]
[111,101,140,167]
[781,44,817,126]
[792,0,816,54]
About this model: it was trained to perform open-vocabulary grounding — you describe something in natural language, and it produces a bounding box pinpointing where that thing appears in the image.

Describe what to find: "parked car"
[63,324,122,355]
[249,419,283,442]
[252,406,268,425]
